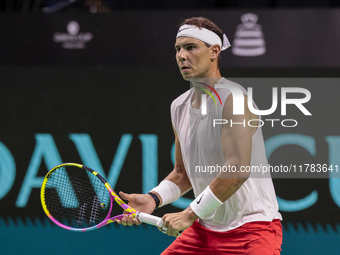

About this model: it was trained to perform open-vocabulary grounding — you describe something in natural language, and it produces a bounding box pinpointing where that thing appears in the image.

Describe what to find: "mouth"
[180,66,190,72]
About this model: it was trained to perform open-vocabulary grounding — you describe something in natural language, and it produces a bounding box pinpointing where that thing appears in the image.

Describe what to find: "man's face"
[175,37,213,81]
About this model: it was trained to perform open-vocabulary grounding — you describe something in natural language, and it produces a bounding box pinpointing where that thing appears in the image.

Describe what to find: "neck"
[190,69,222,109]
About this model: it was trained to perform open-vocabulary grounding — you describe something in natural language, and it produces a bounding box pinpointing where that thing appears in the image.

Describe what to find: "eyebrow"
[174,43,198,49]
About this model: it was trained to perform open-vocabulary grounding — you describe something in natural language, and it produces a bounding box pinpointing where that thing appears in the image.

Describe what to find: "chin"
[182,72,198,81]
[181,73,191,81]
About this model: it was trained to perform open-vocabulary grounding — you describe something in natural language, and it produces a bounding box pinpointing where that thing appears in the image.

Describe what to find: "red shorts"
[161,219,282,255]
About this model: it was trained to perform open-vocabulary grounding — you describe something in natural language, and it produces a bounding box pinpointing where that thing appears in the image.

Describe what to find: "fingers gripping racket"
[40,163,163,232]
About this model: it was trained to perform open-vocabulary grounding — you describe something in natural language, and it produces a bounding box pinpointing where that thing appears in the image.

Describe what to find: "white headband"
[176,24,231,51]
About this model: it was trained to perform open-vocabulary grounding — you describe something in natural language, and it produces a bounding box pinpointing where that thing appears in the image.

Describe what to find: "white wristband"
[150,180,181,207]
[190,186,223,219]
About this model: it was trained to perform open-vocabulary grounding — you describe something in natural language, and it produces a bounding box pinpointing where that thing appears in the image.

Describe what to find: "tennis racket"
[40,163,164,232]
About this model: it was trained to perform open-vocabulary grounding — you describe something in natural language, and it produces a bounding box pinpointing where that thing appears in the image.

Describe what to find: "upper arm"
[172,125,186,173]
[220,93,258,178]
[162,125,192,194]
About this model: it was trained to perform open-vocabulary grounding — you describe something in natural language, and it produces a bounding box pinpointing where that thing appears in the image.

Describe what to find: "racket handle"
[136,212,163,227]
[136,212,181,237]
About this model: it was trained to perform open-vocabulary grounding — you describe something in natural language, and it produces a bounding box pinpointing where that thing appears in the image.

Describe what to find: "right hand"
[116,191,157,226]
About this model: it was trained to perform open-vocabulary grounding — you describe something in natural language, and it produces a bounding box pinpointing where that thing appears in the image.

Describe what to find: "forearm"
[189,160,249,219]
[150,164,192,206]
[210,159,250,202]
[165,173,248,230]
[209,175,247,203]
[164,164,192,195]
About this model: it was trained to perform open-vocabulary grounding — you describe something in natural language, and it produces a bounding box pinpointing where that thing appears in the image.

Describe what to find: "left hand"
[158,206,199,237]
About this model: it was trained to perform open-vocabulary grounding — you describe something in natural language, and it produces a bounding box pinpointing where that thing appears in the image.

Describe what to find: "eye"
[186,45,194,51]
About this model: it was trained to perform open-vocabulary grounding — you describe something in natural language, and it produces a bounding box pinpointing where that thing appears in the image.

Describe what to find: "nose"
[177,48,186,61]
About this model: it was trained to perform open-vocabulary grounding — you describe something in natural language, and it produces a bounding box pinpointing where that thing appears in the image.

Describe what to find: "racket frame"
[41,163,161,232]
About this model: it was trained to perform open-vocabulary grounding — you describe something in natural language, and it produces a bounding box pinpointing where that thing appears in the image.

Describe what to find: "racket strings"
[89,195,101,223]
[44,166,111,229]
[77,203,87,225]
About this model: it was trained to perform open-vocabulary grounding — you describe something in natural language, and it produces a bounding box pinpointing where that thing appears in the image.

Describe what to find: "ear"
[210,44,221,61]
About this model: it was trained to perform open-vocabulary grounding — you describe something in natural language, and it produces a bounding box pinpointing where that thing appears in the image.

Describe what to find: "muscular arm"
[151,125,192,205]
[209,93,256,202]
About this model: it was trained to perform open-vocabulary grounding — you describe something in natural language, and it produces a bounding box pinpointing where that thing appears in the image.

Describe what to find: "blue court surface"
[1,217,339,255]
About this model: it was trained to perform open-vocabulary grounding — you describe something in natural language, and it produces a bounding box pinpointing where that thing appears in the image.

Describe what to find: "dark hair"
[180,17,223,68]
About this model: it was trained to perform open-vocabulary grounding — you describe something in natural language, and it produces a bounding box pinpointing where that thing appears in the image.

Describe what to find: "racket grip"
[137,212,181,237]
[136,212,163,227]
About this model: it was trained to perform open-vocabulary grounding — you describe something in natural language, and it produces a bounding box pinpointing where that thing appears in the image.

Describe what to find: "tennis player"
[118,17,283,254]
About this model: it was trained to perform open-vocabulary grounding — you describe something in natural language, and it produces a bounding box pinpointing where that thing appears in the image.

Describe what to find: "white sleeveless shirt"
[171,78,282,232]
